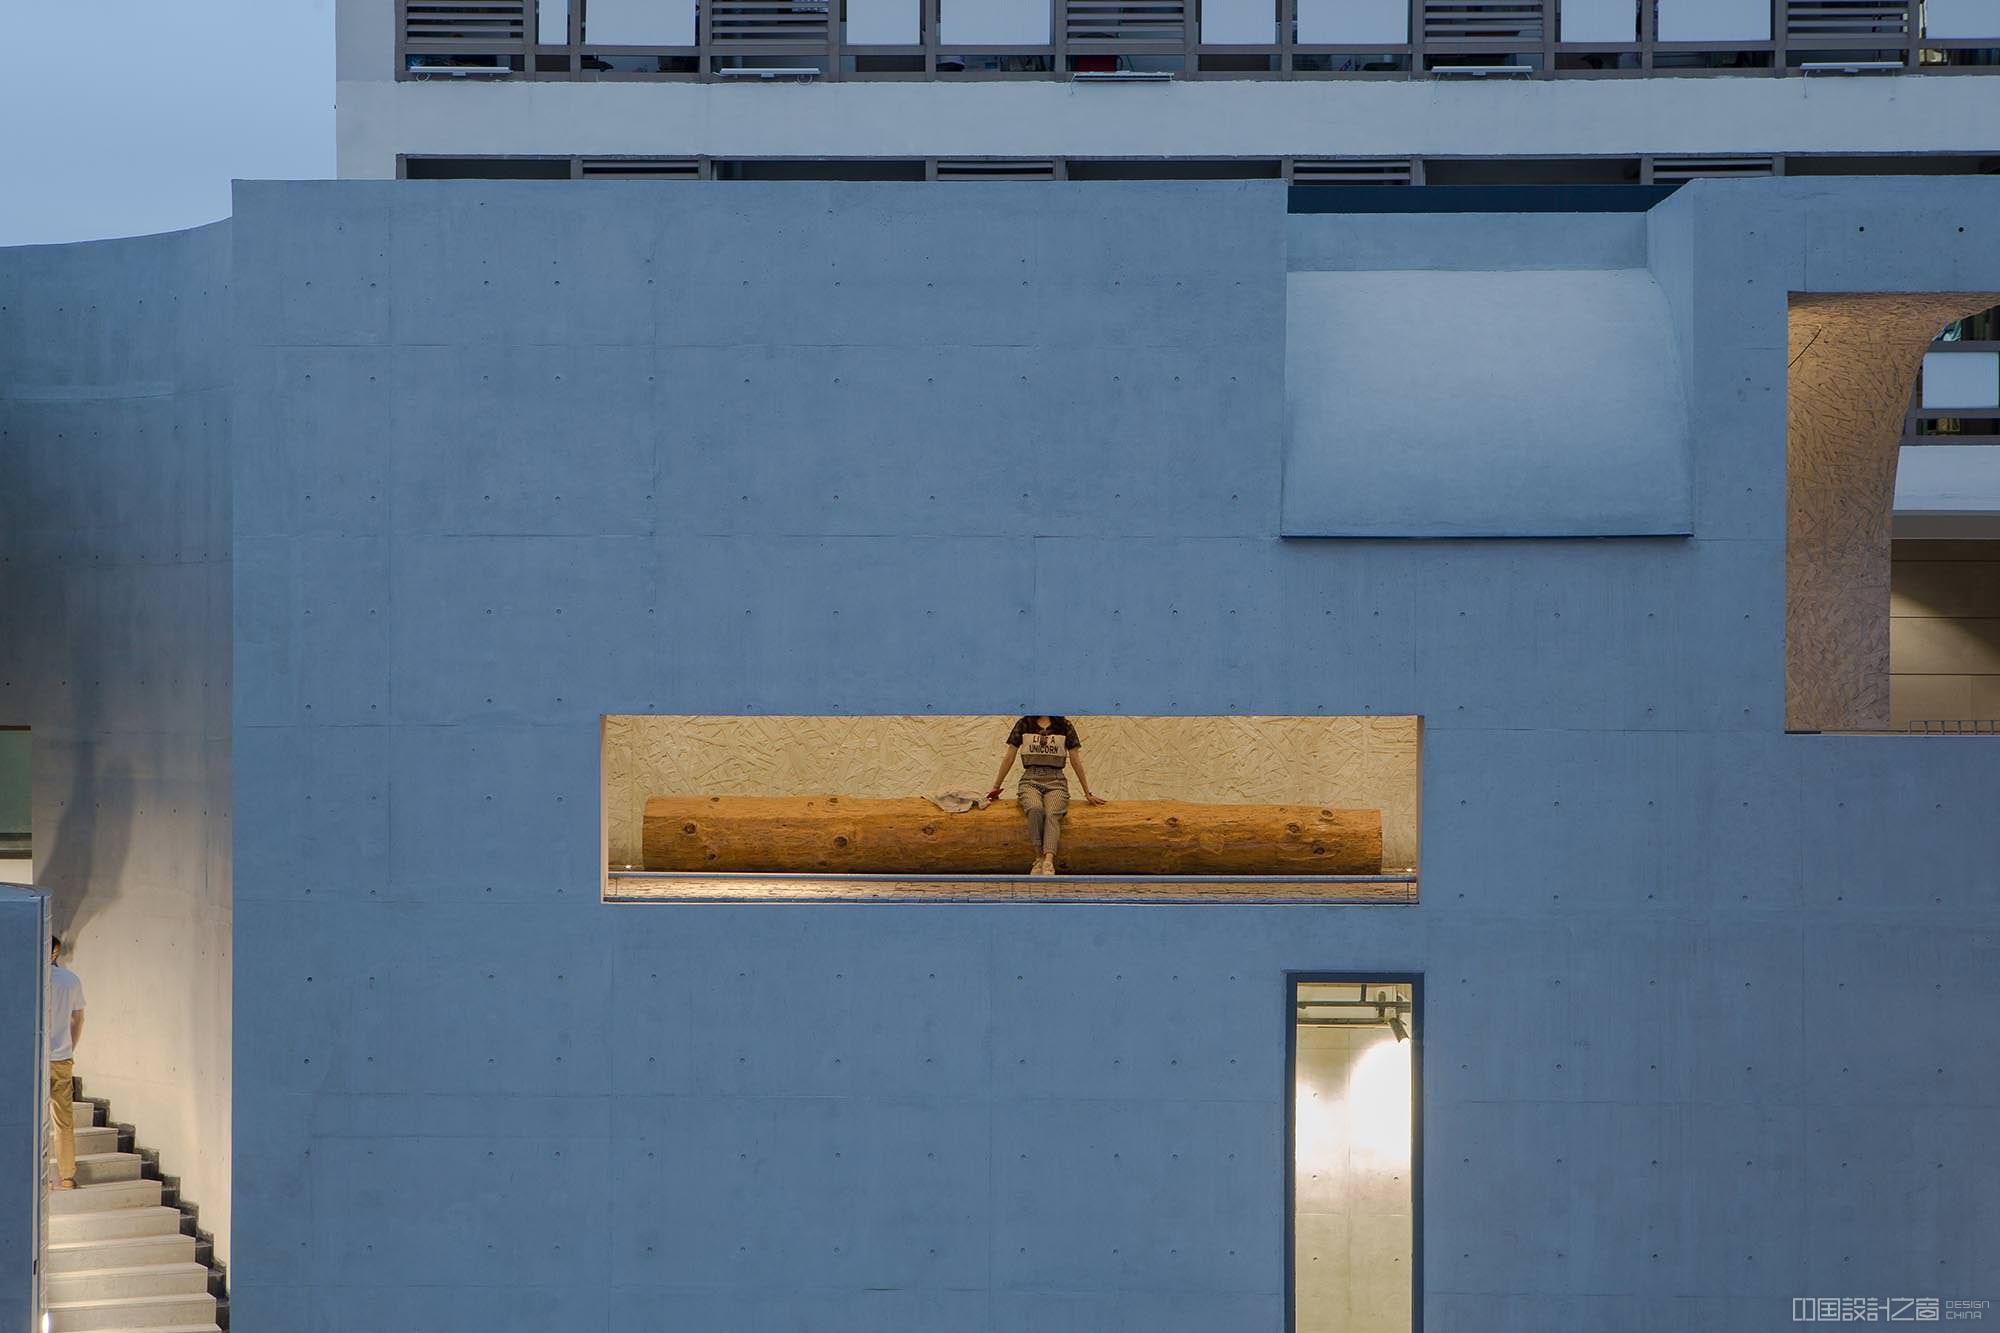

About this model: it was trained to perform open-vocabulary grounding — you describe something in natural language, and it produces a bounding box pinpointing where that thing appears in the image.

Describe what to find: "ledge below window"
[605,872,1418,904]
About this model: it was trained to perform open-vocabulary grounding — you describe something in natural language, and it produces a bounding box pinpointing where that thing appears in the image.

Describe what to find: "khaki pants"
[49,1059,75,1184]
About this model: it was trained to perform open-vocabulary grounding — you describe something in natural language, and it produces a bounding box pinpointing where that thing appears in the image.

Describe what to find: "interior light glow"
[1345,1035,1413,1164]
[1295,1076,1339,1170]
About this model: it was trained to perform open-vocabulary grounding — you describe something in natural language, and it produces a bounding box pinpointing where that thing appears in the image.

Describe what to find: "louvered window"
[403,0,527,49]
[1786,0,1910,36]
[1292,158,1415,185]
[935,159,1062,180]
[1066,1,1189,43]
[1648,156,1778,183]
[708,0,832,44]
[580,158,706,178]
[1422,0,1545,40]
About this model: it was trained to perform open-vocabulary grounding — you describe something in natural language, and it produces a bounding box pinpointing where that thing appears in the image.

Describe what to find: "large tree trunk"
[643,795,1382,875]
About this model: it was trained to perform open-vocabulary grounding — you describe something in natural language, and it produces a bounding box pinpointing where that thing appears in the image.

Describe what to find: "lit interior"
[1294,979,1415,1333]
[602,714,1421,901]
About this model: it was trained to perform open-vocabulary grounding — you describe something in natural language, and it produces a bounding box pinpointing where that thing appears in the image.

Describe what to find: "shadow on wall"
[35,645,133,945]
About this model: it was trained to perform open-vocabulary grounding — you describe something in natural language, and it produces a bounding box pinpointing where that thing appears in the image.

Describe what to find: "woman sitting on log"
[986,715,1107,875]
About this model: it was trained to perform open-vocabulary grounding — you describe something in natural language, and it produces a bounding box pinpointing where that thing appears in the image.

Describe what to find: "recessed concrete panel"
[1283,268,1693,536]
[1289,213,1650,273]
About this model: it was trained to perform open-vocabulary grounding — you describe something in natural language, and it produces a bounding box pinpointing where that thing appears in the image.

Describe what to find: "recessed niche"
[602,714,1421,902]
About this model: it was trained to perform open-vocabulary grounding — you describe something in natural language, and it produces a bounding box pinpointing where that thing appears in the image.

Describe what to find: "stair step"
[48,1205,184,1245]
[75,1125,121,1155]
[45,1233,198,1273]
[46,1292,216,1332]
[46,1263,210,1304]
[48,1179,163,1215]
[62,1327,219,1333]
[74,1152,143,1186]
[70,1102,99,1126]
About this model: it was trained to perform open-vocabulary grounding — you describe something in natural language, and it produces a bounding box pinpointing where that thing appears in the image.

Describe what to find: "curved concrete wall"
[0,224,234,1261]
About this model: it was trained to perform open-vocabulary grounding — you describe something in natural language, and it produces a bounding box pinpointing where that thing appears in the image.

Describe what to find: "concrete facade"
[4,177,2000,1330]
[0,225,235,1262]
[331,0,2000,179]
[335,72,2000,180]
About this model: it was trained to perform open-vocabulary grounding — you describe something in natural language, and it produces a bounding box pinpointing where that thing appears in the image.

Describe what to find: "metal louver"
[708,0,832,44]
[580,158,706,179]
[1422,0,1545,41]
[403,0,526,49]
[1786,0,1910,35]
[935,159,1063,180]
[1292,158,1416,185]
[1648,156,1779,183]
[1066,1,1189,43]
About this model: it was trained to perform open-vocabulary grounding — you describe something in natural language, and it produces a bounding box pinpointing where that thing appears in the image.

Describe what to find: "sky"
[0,0,335,246]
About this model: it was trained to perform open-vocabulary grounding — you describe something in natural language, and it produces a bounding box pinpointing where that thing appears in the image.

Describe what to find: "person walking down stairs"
[48,933,85,1191]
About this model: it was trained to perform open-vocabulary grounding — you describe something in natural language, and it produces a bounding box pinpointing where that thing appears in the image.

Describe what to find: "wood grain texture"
[1787,293,2000,731]
[604,714,1420,869]
[643,794,1384,875]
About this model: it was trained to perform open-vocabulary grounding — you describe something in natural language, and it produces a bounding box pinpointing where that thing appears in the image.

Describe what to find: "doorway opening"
[1787,294,2000,731]
[1290,974,1421,1333]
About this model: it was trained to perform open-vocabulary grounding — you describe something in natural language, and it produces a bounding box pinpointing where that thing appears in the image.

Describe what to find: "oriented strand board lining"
[1786,293,1999,731]
[604,714,1421,871]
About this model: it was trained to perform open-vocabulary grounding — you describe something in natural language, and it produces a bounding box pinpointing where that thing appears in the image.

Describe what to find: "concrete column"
[0,885,50,1333]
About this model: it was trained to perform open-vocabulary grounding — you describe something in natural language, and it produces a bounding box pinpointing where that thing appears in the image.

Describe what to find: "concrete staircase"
[45,1095,225,1332]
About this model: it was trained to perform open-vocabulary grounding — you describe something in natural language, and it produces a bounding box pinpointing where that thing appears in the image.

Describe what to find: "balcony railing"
[397,0,2000,78]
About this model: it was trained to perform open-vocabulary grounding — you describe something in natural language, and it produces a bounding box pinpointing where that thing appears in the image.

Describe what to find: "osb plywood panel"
[1786,293,1999,732]
[605,714,1421,871]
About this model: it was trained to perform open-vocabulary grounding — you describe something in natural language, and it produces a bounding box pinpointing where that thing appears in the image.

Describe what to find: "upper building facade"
[337,0,2000,182]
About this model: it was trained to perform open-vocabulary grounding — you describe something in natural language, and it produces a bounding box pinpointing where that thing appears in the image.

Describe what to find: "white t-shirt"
[48,965,84,1063]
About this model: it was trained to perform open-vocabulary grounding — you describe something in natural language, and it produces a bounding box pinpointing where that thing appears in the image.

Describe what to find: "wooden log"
[643,795,1382,875]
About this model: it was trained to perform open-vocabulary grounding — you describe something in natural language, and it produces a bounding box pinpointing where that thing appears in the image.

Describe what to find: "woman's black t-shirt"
[1007,716,1081,773]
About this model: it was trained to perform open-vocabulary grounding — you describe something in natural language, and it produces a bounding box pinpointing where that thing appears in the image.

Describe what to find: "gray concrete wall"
[0,886,48,1333]
[0,730,27,848]
[0,172,1880,1331]
[0,226,235,1260]
[220,177,2000,1332]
